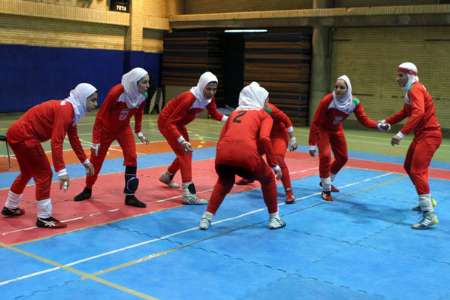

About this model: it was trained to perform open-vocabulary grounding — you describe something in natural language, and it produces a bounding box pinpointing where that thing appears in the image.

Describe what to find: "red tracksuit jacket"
[92,84,144,143]
[267,103,293,140]
[158,91,223,141]
[309,93,377,145]
[7,100,86,172]
[216,109,276,169]
[385,82,441,136]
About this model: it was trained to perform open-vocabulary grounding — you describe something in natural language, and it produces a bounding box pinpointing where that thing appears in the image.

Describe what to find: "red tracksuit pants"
[271,135,292,192]
[86,126,137,188]
[206,157,278,215]
[404,130,442,195]
[161,126,193,183]
[9,139,52,200]
[318,129,348,178]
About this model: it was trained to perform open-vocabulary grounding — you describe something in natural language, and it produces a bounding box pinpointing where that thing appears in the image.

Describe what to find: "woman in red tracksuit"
[74,67,150,208]
[158,71,227,205]
[382,62,441,230]
[237,102,298,204]
[308,75,384,201]
[2,83,97,228]
[199,82,284,230]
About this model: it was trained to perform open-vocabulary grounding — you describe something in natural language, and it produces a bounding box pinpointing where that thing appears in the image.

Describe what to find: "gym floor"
[0,113,449,300]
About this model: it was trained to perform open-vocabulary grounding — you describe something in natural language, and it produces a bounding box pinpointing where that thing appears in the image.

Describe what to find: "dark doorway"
[222,33,244,108]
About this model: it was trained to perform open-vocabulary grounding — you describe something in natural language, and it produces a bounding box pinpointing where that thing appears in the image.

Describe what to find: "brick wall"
[331,27,450,130]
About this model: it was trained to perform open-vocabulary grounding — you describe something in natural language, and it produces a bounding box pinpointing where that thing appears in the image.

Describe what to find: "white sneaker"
[268,216,286,230]
[182,193,208,205]
[159,172,180,189]
[411,211,439,230]
[199,214,212,230]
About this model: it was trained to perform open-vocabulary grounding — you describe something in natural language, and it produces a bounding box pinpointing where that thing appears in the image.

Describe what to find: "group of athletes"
[2,61,442,231]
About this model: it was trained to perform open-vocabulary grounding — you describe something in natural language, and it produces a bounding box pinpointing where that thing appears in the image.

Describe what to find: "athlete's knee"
[336,155,348,166]
[124,166,139,194]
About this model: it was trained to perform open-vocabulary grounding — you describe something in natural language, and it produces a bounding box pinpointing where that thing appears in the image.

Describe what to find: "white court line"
[0,172,393,287]
[78,136,168,144]
[1,167,318,235]
[78,138,147,156]
[347,133,450,149]
[0,137,173,160]
[1,210,122,236]
[155,167,317,204]
[0,187,219,236]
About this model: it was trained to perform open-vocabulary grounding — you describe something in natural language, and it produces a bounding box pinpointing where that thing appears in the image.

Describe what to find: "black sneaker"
[125,195,146,208]
[2,207,25,217]
[36,216,67,228]
[74,187,92,202]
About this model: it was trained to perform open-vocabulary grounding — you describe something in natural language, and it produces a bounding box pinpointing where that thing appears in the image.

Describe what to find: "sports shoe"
[285,191,295,204]
[183,193,208,205]
[36,216,67,229]
[412,198,437,212]
[268,216,286,229]
[125,195,146,208]
[182,183,207,205]
[159,172,180,189]
[319,182,339,192]
[74,187,92,202]
[2,207,25,217]
[236,178,254,185]
[411,211,438,230]
[321,191,333,201]
[199,214,212,230]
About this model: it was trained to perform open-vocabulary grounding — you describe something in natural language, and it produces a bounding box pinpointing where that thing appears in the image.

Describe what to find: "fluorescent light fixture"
[224,29,268,33]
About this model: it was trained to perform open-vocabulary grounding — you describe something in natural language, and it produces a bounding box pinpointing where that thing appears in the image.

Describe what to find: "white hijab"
[65,83,97,125]
[118,67,149,109]
[190,71,218,109]
[329,75,355,114]
[398,62,419,104]
[237,82,269,110]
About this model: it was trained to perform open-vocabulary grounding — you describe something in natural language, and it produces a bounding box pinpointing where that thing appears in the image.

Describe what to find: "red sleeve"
[206,98,224,121]
[218,116,231,141]
[308,95,330,145]
[269,104,293,128]
[259,113,276,167]
[92,117,103,144]
[133,103,145,133]
[354,103,377,128]
[165,94,196,140]
[67,125,87,163]
[51,107,71,172]
[399,86,425,135]
[92,84,122,143]
[385,106,408,125]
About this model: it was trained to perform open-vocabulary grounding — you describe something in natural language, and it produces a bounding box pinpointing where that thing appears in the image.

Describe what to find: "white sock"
[5,191,23,209]
[182,182,193,194]
[419,194,433,212]
[269,211,280,219]
[202,211,213,220]
[37,199,52,219]
[321,177,332,192]
[182,181,192,188]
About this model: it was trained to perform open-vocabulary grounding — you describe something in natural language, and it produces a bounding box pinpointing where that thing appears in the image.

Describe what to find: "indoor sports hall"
[1,1,450,299]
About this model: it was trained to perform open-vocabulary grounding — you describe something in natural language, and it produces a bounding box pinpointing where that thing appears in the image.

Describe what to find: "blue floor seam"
[97,202,387,299]
[13,279,77,300]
